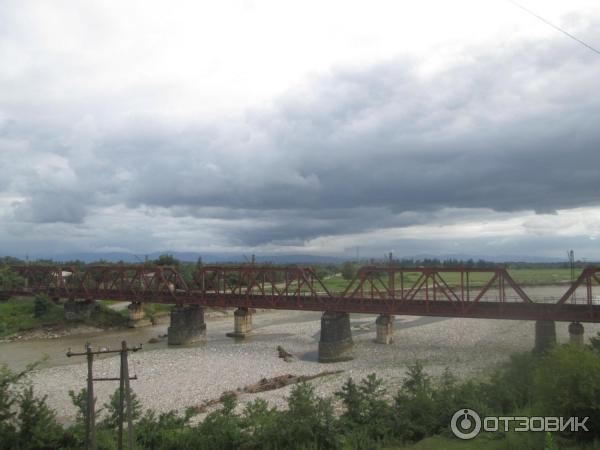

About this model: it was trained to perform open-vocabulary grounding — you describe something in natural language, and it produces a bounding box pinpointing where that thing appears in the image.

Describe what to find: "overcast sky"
[1,0,599,260]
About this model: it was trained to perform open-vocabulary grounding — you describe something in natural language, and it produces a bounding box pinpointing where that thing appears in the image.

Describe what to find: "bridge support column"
[226,307,252,338]
[318,311,353,363]
[168,305,206,345]
[64,299,96,321]
[128,302,151,328]
[569,322,584,346]
[534,320,556,353]
[375,314,394,344]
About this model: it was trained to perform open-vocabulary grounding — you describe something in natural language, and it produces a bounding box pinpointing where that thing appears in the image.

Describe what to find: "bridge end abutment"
[226,307,253,338]
[168,305,206,345]
[318,311,353,363]
[375,314,394,344]
[568,321,584,346]
[128,302,152,328]
[534,320,556,353]
[64,299,96,321]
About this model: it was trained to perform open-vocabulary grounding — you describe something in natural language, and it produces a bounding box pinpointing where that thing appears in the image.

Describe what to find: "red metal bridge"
[3,264,600,322]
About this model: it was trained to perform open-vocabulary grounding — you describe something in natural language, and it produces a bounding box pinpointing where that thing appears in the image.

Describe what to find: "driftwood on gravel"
[195,370,344,412]
[242,370,343,394]
[277,345,294,362]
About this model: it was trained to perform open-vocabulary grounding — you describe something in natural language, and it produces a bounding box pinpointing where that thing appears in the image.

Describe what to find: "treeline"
[3,342,600,449]
[2,254,595,271]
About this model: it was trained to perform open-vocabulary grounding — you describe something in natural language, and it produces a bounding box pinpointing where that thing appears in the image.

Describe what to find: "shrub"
[0,363,66,450]
[533,345,600,440]
[33,295,53,318]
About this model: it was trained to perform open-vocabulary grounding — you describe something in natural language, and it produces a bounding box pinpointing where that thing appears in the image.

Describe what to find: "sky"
[1,0,600,261]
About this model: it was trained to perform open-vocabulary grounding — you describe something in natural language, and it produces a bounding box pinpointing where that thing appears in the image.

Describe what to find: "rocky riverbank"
[20,310,600,425]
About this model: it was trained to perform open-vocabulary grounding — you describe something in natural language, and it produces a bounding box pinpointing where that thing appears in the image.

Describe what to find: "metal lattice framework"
[3,264,600,322]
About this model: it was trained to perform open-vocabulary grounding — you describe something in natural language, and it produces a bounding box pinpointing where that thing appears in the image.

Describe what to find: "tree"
[277,382,338,449]
[0,364,66,450]
[101,387,142,429]
[194,392,243,450]
[34,295,54,318]
[589,331,600,352]
[154,254,180,268]
[341,262,355,280]
[393,361,437,442]
[17,386,64,449]
[0,265,24,299]
[533,345,600,440]
[336,378,363,425]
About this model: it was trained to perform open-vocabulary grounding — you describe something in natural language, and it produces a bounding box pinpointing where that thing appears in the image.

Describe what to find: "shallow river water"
[0,284,590,373]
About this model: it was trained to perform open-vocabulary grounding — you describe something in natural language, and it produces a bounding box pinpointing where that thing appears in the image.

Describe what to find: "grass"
[96,300,120,306]
[385,432,552,450]
[273,267,583,295]
[385,435,508,450]
[387,431,600,450]
[0,296,128,338]
[508,267,578,285]
[133,302,171,322]
[0,297,65,336]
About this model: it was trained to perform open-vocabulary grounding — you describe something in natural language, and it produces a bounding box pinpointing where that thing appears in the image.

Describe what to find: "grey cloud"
[12,191,89,224]
[117,23,600,222]
[1,15,600,251]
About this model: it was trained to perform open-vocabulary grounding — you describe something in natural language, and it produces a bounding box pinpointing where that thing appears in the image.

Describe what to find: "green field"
[282,267,582,294]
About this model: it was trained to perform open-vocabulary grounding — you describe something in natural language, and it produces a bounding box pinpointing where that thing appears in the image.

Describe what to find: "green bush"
[336,373,393,445]
[0,265,24,293]
[33,295,53,318]
[0,363,67,450]
[533,345,600,440]
[4,348,600,449]
[341,262,356,280]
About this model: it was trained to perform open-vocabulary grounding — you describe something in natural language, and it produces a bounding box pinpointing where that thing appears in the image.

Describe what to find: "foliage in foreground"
[3,342,600,449]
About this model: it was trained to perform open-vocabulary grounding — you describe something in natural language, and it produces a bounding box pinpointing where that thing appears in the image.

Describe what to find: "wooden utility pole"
[117,340,136,450]
[85,344,96,450]
[67,341,141,450]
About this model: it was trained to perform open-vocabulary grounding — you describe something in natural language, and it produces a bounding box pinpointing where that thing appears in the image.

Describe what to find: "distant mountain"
[5,251,578,265]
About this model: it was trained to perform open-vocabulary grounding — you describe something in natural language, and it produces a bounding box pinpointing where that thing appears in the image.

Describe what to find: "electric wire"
[508,0,600,56]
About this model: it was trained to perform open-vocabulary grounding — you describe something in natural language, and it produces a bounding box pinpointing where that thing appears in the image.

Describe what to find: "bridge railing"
[3,264,600,311]
[7,265,190,301]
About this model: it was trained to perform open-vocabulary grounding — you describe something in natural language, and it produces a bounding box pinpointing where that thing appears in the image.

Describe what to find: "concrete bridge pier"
[226,307,253,338]
[168,305,206,345]
[375,314,394,344]
[318,311,353,362]
[64,299,96,321]
[568,322,584,345]
[534,320,556,353]
[128,302,151,328]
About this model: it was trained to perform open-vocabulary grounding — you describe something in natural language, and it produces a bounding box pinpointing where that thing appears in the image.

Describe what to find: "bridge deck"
[3,264,600,322]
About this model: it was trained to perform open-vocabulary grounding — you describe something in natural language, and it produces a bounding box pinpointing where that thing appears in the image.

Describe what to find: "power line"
[508,0,600,56]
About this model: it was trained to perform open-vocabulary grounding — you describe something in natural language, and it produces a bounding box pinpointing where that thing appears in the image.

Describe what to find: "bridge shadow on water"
[298,350,320,362]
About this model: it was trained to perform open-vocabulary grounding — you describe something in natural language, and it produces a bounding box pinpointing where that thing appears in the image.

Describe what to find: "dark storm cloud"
[2,17,600,248]
[120,22,600,244]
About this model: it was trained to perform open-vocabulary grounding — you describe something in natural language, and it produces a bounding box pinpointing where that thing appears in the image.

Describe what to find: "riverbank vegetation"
[2,341,600,449]
[0,296,128,339]
[0,256,592,338]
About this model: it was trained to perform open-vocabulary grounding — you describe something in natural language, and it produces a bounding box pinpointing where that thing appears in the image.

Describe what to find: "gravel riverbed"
[23,310,600,424]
